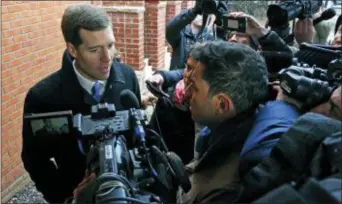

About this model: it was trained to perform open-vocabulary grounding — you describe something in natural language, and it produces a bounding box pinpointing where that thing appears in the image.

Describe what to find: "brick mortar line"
[1,173,31,203]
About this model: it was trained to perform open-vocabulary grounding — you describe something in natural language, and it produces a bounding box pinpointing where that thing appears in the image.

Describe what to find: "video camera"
[275,44,342,110]
[24,90,191,204]
[266,0,323,44]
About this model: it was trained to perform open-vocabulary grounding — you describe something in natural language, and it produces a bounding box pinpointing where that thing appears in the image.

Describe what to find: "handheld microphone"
[120,89,146,143]
[313,8,336,26]
[120,89,140,110]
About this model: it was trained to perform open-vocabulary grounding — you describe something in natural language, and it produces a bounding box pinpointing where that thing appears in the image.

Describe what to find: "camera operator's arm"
[21,90,71,203]
[228,12,292,53]
[240,83,302,176]
[147,69,185,90]
[212,0,229,39]
[166,1,203,47]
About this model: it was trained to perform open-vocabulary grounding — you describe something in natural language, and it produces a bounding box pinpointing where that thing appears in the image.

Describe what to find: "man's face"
[185,57,218,126]
[192,14,203,27]
[227,31,251,46]
[68,26,116,80]
[310,86,342,120]
[332,25,342,47]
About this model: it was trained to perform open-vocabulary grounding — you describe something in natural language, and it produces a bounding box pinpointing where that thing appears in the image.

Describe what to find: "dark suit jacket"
[21,50,141,203]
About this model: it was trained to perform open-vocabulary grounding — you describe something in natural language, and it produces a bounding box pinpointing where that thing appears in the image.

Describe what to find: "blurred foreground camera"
[201,0,219,15]
[278,66,335,110]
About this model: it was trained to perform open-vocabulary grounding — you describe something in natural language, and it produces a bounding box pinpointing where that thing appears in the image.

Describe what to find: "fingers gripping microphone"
[313,8,336,26]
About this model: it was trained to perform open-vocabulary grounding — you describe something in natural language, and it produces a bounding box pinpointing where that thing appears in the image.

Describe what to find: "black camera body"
[73,103,168,203]
[267,0,322,44]
[201,0,219,15]
[277,65,337,110]
[267,0,322,28]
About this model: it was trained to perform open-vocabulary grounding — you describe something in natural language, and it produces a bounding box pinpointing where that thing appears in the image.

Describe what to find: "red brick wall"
[145,1,166,70]
[103,1,145,70]
[1,1,93,201]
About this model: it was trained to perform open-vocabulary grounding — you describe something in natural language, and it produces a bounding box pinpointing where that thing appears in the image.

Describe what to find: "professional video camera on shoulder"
[24,90,191,204]
[276,45,342,111]
[266,0,323,44]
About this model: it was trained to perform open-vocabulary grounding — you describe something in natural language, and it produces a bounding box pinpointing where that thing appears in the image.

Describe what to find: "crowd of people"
[20,1,341,204]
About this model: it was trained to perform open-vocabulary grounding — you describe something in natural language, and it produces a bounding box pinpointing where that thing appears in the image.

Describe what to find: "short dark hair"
[335,14,342,34]
[61,4,112,47]
[189,41,269,114]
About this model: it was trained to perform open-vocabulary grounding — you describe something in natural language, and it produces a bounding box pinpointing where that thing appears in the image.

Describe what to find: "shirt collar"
[72,60,106,95]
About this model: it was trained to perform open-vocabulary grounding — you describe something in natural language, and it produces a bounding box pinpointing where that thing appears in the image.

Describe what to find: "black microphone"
[313,8,336,26]
[120,89,140,109]
[120,89,146,143]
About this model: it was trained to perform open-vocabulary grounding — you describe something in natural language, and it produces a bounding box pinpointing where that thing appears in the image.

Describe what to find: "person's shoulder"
[114,61,136,71]
[27,70,62,100]
[113,61,137,78]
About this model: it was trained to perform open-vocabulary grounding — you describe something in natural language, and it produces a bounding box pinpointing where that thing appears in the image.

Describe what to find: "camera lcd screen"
[227,19,239,29]
[24,110,73,137]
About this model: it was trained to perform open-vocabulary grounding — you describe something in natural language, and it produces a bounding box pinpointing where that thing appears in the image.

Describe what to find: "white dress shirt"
[72,60,107,96]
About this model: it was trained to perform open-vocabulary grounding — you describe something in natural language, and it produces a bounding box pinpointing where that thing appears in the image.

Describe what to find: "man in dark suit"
[21,4,141,203]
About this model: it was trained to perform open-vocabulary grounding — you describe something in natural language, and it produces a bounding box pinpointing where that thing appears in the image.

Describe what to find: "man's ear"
[66,42,77,58]
[214,93,233,115]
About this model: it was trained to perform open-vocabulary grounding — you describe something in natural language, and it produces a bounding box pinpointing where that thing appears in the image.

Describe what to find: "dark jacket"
[166,3,228,70]
[21,50,141,203]
[177,110,257,204]
[239,100,300,176]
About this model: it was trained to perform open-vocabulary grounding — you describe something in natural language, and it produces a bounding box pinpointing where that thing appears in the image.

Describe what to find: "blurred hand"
[294,18,316,44]
[228,12,268,38]
[271,81,303,109]
[142,92,158,109]
[310,86,342,120]
[73,170,96,201]
[146,73,164,88]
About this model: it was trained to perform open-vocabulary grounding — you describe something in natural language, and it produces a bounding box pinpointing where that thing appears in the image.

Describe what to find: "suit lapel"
[102,62,127,109]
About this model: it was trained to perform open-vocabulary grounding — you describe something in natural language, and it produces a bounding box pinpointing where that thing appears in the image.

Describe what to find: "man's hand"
[294,18,316,44]
[228,12,268,38]
[310,86,342,120]
[73,171,96,201]
[146,73,164,88]
[142,92,158,109]
[271,81,303,109]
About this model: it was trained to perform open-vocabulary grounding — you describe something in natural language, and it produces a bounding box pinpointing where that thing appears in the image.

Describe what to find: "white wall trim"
[104,6,145,14]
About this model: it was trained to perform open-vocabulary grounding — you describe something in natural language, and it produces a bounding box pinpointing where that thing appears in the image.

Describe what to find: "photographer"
[226,12,292,53]
[176,41,269,203]
[21,4,141,203]
[240,78,342,176]
[166,0,228,70]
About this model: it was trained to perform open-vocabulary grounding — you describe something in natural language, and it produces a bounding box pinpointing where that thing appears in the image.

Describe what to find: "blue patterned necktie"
[91,81,102,102]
